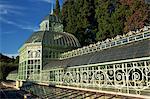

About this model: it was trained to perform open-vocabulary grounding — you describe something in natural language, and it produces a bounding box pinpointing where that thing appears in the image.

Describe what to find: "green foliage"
[95,0,111,40]
[95,0,126,41]
[120,0,149,32]
[95,0,149,40]
[0,62,18,80]
[62,0,149,45]
[62,0,77,34]
[55,0,60,16]
[0,53,19,80]
[62,0,97,46]
[0,53,15,63]
[14,56,19,64]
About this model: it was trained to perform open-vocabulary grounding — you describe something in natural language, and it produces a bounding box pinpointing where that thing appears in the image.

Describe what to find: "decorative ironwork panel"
[60,30,150,59]
[44,58,150,96]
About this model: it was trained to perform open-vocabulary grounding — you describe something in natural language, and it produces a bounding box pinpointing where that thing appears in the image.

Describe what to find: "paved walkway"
[0,81,36,99]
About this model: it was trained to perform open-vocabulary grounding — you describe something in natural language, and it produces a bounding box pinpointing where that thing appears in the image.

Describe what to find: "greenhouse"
[9,13,81,81]
[5,0,150,98]
[7,10,150,81]
[7,8,150,97]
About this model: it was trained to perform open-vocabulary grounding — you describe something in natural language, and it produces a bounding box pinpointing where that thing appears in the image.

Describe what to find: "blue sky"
[0,0,63,57]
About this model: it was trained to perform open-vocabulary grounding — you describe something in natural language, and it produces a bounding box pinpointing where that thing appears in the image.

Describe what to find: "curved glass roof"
[43,39,150,69]
[25,31,81,48]
[26,31,45,43]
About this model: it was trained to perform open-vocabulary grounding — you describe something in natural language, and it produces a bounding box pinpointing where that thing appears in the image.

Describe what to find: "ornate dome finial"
[50,3,54,15]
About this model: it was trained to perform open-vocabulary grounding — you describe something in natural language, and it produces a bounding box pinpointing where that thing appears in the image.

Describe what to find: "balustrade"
[41,57,150,96]
[60,27,150,60]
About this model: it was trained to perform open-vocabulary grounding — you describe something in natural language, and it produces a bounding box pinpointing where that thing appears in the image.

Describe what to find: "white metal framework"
[18,43,42,81]
[41,57,150,96]
[60,29,150,59]
[6,22,150,98]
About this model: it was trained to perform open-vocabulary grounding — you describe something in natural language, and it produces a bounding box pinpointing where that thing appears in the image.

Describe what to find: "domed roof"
[26,31,81,48]
[26,31,45,43]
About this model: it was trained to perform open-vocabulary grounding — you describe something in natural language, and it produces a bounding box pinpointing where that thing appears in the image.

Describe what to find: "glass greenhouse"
[7,12,150,82]
[6,3,150,97]
[17,14,81,81]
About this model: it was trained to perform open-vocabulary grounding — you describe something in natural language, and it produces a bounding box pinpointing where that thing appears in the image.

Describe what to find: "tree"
[146,3,150,26]
[95,0,149,41]
[0,53,19,80]
[62,0,149,43]
[62,0,77,34]
[55,0,60,16]
[109,1,126,37]
[62,0,97,46]
[120,0,149,32]
[76,0,97,46]
[14,56,19,64]
[95,0,115,41]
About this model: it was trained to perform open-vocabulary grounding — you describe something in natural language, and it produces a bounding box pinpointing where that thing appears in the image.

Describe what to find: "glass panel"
[144,32,150,37]
[106,43,110,48]
[38,65,40,69]
[136,34,143,39]
[38,60,40,64]
[111,42,115,46]
[129,36,135,41]
[116,40,122,45]
[122,38,128,43]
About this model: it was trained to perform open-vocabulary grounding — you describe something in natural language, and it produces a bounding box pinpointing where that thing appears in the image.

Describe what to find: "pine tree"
[95,0,126,41]
[95,0,113,41]
[109,1,125,37]
[55,0,60,16]
[62,0,149,44]
[62,0,98,45]
[62,0,77,34]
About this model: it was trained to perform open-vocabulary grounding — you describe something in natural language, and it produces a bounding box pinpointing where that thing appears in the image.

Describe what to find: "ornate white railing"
[60,26,150,60]
[41,57,150,96]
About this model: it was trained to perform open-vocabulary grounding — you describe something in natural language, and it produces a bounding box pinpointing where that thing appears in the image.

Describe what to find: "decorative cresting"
[60,26,150,59]
[41,57,150,96]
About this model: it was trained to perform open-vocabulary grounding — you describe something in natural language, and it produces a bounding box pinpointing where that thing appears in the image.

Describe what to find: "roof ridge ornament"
[50,3,54,15]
